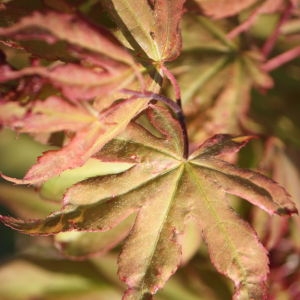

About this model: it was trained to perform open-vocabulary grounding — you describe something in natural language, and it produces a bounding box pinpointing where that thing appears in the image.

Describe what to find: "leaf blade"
[153,0,185,61]
[0,11,134,65]
[105,0,160,61]
[119,167,185,297]
[186,164,269,299]
[193,0,259,19]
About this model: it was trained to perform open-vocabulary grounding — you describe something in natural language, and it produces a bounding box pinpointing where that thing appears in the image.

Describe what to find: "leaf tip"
[231,135,257,144]
[0,214,23,230]
[276,206,298,216]
[0,173,26,184]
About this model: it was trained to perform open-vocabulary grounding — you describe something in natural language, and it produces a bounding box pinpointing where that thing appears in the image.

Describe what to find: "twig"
[262,46,300,72]
[227,7,261,40]
[160,64,182,107]
[262,2,294,57]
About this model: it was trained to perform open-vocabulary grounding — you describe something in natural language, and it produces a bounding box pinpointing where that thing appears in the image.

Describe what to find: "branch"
[227,7,261,40]
[262,46,300,72]
[262,2,294,57]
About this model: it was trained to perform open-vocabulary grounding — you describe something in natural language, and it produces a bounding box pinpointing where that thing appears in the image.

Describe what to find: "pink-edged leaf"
[153,0,186,61]
[190,134,254,159]
[0,63,131,101]
[0,100,27,127]
[185,166,269,299]
[2,97,149,184]
[190,134,297,215]
[0,11,134,65]
[0,105,297,298]
[0,96,95,132]
[193,0,259,19]
[192,158,296,215]
[119,167,185,299]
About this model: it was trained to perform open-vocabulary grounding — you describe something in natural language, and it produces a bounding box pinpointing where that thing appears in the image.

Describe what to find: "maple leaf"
[104,0,185,61]
[0,95,149,183]
[192,0,293,19]
[1,104,297,299]
[0,62,134,102]
[0,10,142,102]
[0,9,167,184]
[193,0,259,19]
[0,11,134,65]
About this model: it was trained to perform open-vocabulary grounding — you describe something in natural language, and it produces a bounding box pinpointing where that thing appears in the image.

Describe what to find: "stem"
[160,64,182,107]
[227,7,261,40]
[121,89,189,159]
[262,46,300,72]
[262,2,293,57]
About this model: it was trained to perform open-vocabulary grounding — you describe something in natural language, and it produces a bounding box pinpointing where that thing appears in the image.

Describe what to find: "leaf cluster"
[0,0,300,299]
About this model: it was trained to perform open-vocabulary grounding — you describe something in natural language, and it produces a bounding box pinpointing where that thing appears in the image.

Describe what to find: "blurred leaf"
[0,129,52,177]
[41,158,134,201]
[0,256,122,300]
[253,138,300,250]
[193,0,258,19]
[55,215,135,259]
[0,183,59,218]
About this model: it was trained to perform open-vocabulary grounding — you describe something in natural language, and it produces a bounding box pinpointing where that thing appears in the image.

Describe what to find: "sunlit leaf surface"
[1,106,296,298]
[0,1,299,299]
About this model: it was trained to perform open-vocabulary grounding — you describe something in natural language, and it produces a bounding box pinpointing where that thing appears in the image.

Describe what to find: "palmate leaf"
[0,105,297,299]
[192,0,295,20]
[193,0,259,19]
[0,95,148,184]
[105,0,185,62]
[0,10,139,102]
[0,62,133,102]
[0,10,134,65]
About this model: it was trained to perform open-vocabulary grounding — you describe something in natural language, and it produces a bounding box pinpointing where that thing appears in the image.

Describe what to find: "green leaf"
[55,215,135,259]
[41,158,134,201]
[0,105,297,298]
[0,256,123,300]
[104,0,160,61]
[0,183,59,218]
[104,0,185,62]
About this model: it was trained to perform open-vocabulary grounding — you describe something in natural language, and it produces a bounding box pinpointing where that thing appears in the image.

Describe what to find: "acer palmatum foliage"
[0,1,299,299]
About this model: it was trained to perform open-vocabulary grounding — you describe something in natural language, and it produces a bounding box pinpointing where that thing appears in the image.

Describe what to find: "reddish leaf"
[193,0,258,19]
[0,11,134,65]
[2,96,149,184]
[0,62,132,102]
[0,96,95,132]
[153,0,186,61]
